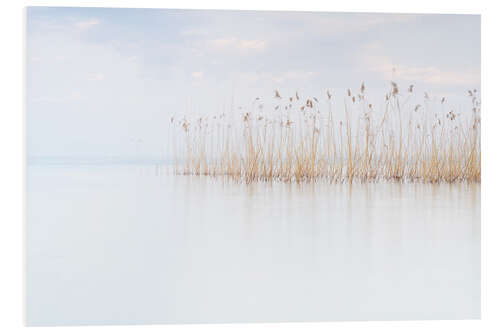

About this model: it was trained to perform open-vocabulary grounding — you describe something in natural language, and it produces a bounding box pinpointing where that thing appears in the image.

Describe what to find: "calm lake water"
[26,165,480,325]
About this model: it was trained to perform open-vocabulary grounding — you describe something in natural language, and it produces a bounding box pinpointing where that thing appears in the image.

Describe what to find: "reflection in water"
[27,165,480,325]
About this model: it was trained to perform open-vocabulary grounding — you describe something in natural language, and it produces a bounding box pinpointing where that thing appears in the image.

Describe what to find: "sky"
[26,7,480,161]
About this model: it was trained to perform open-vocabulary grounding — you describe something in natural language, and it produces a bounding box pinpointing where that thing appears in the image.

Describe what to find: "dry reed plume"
[168,82,480,184]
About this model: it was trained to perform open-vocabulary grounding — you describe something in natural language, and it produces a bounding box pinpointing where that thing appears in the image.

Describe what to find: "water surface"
[26,165,480,325]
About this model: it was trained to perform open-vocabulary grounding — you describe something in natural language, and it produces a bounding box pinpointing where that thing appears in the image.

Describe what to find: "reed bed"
[167,82,480,184]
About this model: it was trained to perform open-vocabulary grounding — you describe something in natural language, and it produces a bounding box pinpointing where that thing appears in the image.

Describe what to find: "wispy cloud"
[361,42,480,86]
[210,38,267,52]
[276,13,418,38]
[374,63,479,86]
[74,18,99,30]
[38,91,83,103]
[191,71,204,79]
[181,28,207,36]
[88,73,105,81]
[239,70,317,84]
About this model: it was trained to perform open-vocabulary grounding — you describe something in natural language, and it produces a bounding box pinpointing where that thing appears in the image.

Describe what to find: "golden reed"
[168,83,480,184]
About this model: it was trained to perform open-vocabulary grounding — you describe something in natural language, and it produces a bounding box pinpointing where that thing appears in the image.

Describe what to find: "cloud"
[374,64,479,86]
[210,38,267,52]
[181,28,207,36]
[88,73,105,81]
[38,91,83,103]
[238,70,317,84]
[273,13,418,38]
[74,18,99,30]
[361,42,480,86]
[191,71,204,78]
[271,71,318,84]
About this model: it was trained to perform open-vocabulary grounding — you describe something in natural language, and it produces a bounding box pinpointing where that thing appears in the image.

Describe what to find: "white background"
[1,0,499,332]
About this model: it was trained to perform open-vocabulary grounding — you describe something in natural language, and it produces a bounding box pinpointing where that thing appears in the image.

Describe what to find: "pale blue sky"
[27,7,480,160]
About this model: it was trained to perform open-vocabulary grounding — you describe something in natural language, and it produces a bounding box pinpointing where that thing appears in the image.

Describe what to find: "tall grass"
[168,83,480,184]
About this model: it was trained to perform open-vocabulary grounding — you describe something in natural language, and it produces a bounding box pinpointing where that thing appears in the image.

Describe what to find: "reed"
[168,83,480,184]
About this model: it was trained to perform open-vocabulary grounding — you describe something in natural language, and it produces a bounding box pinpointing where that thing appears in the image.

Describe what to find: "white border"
[1,1,499,332]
